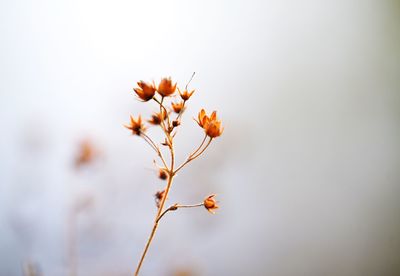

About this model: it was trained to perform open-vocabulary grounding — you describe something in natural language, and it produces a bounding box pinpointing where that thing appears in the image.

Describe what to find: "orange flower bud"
[178,88,195,101]
[171,101,185,113]
[204,119,223,138]
[196,109,208,128]
[134,81,156,101]
[158,169,168,180]
[203,194,219,214]
[157,77,177,97]
[172,120,180,127]
[124,115,146,135]
[148,110,166,125]
[196,109,223,138]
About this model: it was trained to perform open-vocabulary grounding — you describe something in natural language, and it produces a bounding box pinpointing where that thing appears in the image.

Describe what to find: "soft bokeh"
[1,0,399,275]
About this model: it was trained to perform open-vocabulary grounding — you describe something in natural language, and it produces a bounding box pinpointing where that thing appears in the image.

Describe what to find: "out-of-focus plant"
[22,262,41,276]
[125,73,223,275]
[74,140,96,168]
[68,140,97,276]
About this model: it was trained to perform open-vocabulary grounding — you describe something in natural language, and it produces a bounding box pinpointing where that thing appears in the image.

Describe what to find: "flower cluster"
[133,77,179,102]
[125,76,223,276]
[126,77,223,141]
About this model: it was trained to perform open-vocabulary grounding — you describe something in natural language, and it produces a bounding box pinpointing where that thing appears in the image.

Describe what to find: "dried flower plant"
[126,73,223,275]
[22,262,41,276]
[69,140,97,276]
[75,140,96,168]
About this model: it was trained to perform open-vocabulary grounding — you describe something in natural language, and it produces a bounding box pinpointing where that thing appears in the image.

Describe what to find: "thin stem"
[170,139,175,173]
[174,137,212,175]
[190,134,207,158]
[133,219,158,276]
[134,175,174,276]
[141,133,168,170]
[160,97,169,131]
[171,134,206,173]
[185,72,195,91]
[157,203,204,223]
[175,100,186,121]
[68,211,77,276]
[173,72,194,123]
[140,134,158,152]
[134,125,176,276]
[153,97,171,134]
[189,137,212,160]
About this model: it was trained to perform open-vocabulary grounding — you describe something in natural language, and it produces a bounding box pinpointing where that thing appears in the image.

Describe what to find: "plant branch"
[174,136,212,175]
[175,100,186,121]
[141,133,168,170]
[134,173,174,276]
[185,72,195,91]
[156,202,204,223]
[68,211,77,276]
[153,97,171,134]
[134,123,176,276]
[190,134,207,157]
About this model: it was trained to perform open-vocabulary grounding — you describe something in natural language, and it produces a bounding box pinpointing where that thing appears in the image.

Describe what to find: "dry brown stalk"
[125,75,223,276]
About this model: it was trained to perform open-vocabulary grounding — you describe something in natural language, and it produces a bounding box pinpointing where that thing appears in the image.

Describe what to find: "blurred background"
[1,0,400,275]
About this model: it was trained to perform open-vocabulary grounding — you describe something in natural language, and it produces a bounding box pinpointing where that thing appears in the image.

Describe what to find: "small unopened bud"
[172,120,180,127]
[179,88,195,101]
[158,169,168,180]
[204,194,219,214]
[171,101,184,113]
[154,190,166,208]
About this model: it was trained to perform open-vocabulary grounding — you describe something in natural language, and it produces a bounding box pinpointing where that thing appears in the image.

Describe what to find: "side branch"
[153,97,171,134]
[141,133,169,169]
[174,136,213,174]
[134,125,175,276]
[134,174,174,276]
[157,203,204,223]
[190,134,208,158]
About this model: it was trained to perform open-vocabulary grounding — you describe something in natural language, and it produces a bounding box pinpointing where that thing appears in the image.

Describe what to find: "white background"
[1,0,399,275]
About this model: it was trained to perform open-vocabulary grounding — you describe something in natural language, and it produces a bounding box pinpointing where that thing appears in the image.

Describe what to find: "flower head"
[158,169,168,180]
[178,88,195,101]
[157,77,177,97]
[134,81,156,101]
[204,194,219,214]
[75,140,96,167]
[196,109,223,138]
[124,115,146,135]
[172,120,180,127]
[148,110,166,125]
[196,109,208,128]
[171,101,185,113]
[204,119,223,138]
